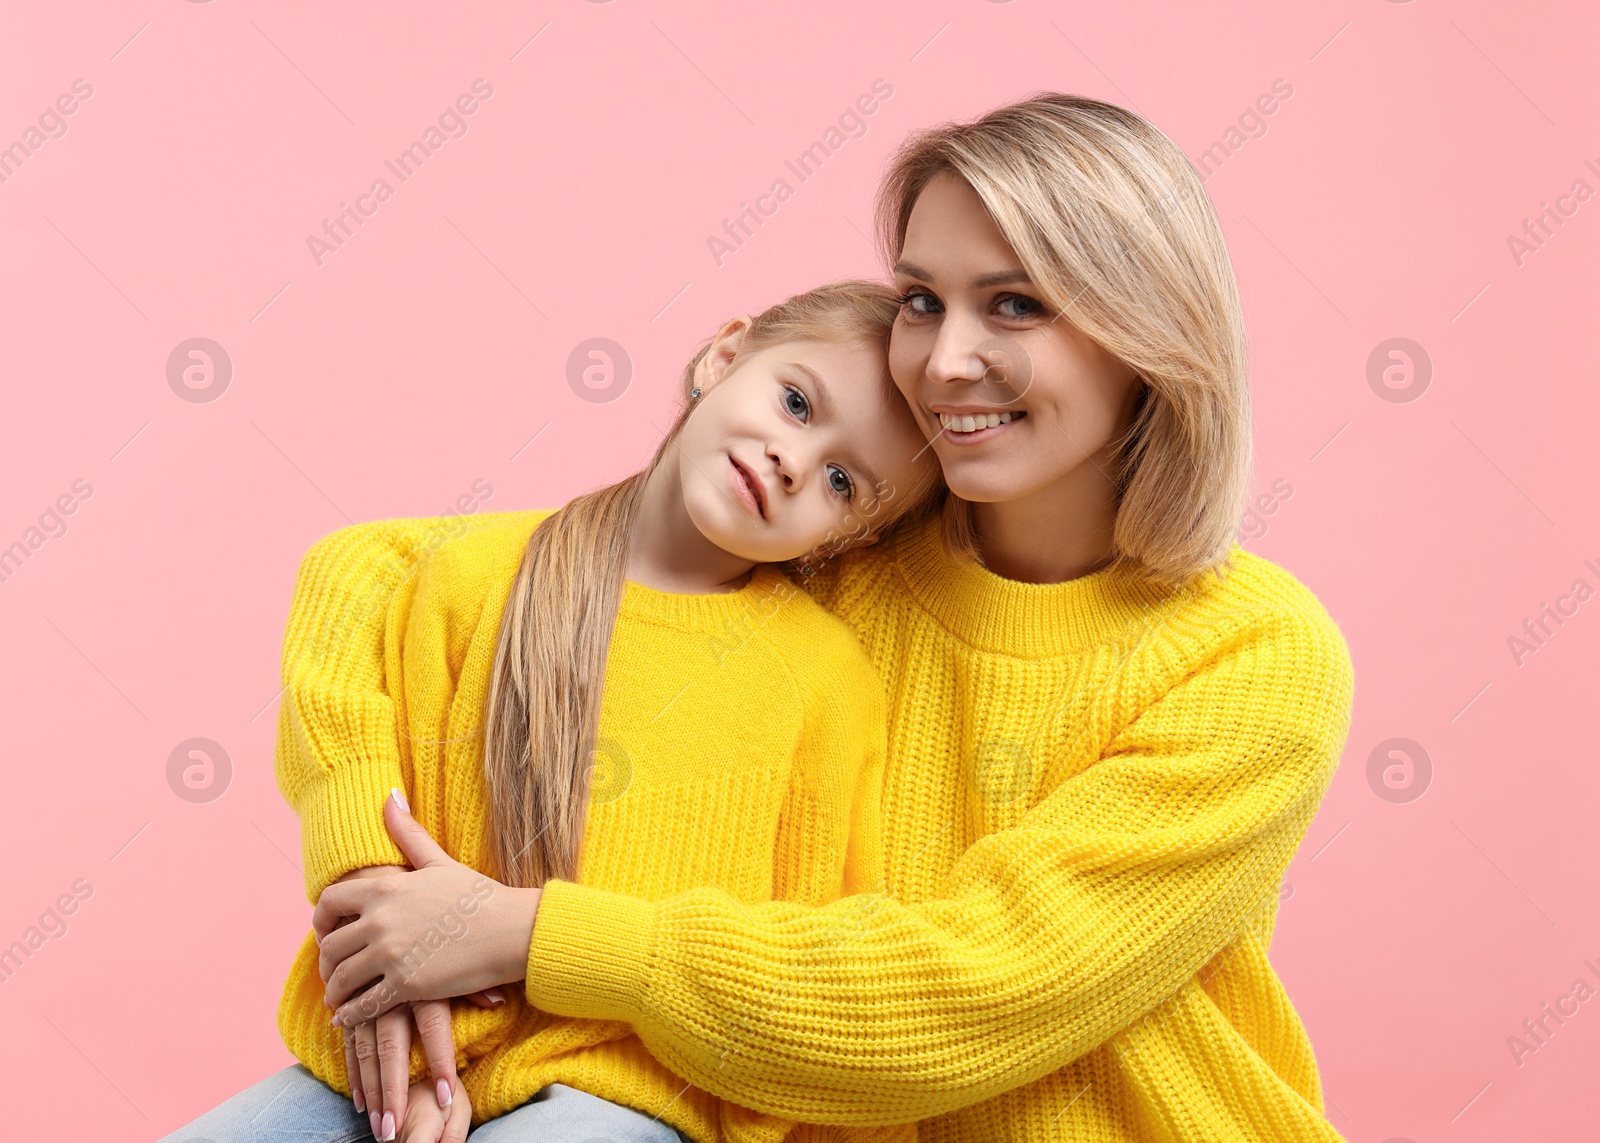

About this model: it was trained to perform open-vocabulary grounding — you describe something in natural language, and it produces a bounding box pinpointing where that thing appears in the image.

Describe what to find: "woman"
[192,93,1355,1142]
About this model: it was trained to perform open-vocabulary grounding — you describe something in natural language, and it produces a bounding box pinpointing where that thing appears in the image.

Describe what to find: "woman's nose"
[925,309,989,385]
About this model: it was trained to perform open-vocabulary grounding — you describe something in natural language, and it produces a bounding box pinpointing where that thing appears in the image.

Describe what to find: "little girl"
[165,281,942,1143]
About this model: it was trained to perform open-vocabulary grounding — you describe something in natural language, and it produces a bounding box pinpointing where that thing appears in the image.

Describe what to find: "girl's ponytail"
[481,466,652,888]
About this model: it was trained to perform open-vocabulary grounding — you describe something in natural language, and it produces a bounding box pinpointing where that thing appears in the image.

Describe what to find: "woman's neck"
[626,458,758,594]
[971,458,1120,585]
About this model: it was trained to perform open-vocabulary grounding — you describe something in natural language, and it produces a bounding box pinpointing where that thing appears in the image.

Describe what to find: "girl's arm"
[838,710,888,898]
[274,513,536,1122]
[275,511,534,901]
[771,646,890,908]
[518,607,1355,1126]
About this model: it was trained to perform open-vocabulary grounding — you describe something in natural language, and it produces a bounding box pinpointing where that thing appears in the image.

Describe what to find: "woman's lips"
[729,455,766,518]
[934,408,1027,447]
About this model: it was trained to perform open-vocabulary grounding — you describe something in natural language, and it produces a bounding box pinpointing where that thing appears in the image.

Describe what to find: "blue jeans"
[158,1064,695,1142]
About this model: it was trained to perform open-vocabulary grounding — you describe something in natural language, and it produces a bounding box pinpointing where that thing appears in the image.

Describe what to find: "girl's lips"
[729,455,766,518]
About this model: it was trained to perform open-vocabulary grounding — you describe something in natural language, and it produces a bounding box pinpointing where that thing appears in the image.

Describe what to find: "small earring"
[689,386,703,401]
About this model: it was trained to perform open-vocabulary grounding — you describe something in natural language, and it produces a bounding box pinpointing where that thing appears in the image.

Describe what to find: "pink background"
[2,1,1596,1139]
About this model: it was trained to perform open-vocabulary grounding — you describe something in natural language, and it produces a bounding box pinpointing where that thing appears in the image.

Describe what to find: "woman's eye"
[827,464,855,501]
[997,294,1043,319]
[782,385,810,421]
[896,289,940,315]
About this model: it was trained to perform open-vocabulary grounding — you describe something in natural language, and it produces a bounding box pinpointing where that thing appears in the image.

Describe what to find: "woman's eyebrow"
[973,269,1033,289]
[893,260,1033,290]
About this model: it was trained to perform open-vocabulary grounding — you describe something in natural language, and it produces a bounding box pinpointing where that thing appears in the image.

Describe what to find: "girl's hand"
[396,1074,472,1143]
[343,1000,462,1142]
[324,865,466,1132]
[345,997,505,1136]
[314,790,541,1027]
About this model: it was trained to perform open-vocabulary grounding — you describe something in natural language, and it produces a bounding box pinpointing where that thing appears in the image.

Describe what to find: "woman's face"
[677,336,932,565]
[888,172,1145,509]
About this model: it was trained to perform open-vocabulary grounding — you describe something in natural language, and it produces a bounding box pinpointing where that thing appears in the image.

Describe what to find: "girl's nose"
[769,430,828,493]
[766,440,797,490]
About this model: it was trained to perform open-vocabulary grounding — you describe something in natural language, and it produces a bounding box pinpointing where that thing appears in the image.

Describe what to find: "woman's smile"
[229,91,1357,1143]
[933,406,1027,445]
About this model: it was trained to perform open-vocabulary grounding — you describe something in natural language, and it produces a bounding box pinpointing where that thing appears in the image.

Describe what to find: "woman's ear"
[693,315,753,394]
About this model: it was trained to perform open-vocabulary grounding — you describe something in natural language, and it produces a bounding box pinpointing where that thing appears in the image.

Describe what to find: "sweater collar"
[889,512,1225,657]
[618,563,793,632]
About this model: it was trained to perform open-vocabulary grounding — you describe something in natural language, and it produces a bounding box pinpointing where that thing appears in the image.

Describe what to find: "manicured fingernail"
[380,1109,396,1140]
[436,1078,452,1108]
[330,1012,341,1027]
[368,1110,381,1138]
[486,989,504,1004]
[389,787,409,812]
[352,1085,365,1113]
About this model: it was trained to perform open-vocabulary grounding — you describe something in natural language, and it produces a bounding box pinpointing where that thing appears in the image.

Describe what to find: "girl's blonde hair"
[875,92,1251,586]
[484,280,940,889]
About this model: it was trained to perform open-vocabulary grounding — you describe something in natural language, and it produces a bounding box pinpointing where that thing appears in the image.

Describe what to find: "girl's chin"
[685,498,817,565]
[693,522,791,567]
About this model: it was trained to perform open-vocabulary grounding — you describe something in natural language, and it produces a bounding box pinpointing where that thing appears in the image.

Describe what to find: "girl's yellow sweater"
[275,509,899,1143]
[276,505,1356,1143]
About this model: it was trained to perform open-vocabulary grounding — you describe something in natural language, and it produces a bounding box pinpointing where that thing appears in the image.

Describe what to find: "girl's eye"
[782,385,810,421]
[895,289,940,315]
[997,294,1043,319]
[826,464,855,501]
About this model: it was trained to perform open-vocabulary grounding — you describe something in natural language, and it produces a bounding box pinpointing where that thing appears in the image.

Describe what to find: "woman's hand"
[314,790,541,1027]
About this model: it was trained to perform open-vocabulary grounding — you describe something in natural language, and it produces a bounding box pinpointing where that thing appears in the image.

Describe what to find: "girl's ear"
[694,315,753,394]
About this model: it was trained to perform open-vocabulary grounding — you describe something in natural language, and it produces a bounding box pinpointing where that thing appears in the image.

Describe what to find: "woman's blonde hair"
[483,280,940,889]
[875,92,1251,586]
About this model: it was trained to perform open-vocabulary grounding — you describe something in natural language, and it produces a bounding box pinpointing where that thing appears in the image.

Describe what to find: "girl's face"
[677,336,932,565]
[888,172,1145,508]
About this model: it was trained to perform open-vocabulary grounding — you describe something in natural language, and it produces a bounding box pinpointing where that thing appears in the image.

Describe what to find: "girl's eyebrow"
[789,362,884,496]
[790,362,835,419]
[894,259,1033,290]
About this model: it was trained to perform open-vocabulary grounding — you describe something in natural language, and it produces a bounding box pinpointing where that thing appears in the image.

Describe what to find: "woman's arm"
[312,649,897,1017]
[516,607,1354,1126]
[292,517,1353,1126]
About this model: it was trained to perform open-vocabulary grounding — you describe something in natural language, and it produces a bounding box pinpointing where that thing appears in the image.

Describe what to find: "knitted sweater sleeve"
[273,512,527,903]
[769,642,890,906]
[273,513,539,1085]
[839,691,888,899]
[522,606,1356,1126]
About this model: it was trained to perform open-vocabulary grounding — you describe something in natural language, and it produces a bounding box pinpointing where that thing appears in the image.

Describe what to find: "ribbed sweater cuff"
[523,879,657,1023]
[298,763,407,903]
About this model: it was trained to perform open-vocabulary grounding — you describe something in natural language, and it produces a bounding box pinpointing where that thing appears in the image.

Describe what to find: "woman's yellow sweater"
[275,505,1356,1143]
[275,509,899,1143]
